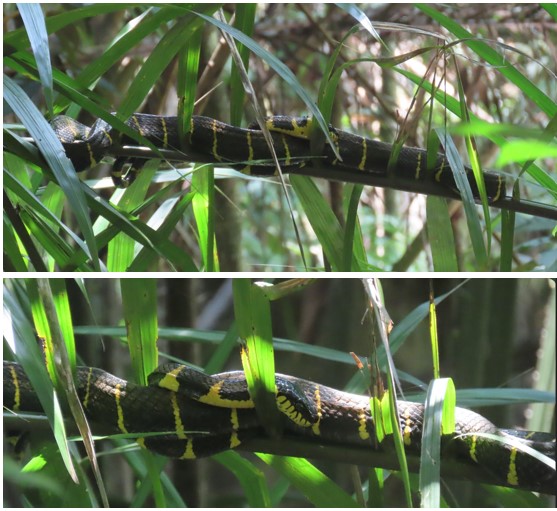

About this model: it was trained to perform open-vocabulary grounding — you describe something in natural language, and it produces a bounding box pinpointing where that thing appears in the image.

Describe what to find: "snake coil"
[4,361,555,494]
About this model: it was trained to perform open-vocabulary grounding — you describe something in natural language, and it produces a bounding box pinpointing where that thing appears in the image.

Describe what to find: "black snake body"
[4,360,555,494]
[50,113,505,201]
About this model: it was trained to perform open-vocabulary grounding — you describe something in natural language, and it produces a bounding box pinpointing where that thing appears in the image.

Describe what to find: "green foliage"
[4,278,555,506]
[3,3,556,272]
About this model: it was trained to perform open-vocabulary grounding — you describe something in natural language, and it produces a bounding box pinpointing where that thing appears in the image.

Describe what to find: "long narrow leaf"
[4,75,99,270]
[257,454,358,508]
[17,3,53,111]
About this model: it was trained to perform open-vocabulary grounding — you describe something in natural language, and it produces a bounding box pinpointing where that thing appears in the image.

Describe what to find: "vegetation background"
[3,4,556,271]
[3,277,555,507]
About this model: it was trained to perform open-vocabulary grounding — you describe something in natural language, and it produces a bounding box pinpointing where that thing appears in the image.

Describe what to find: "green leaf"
[194,10,340,158]
[76,9,180,86]
[192,164,219,272]
[542,3,557,21]
[396,66,556,202]
[177,19,202,140]
[214,451,271,507]
[497,140,557,166]
[4,169,92,269]
[233,279,281,436]
[3,75,100,270]
[230,4,256,125]
[117,7,215,118]
[257,454,359,507]
[436,130,488,268]
[419,378,455,508]
[17,3,53,112]
[426,196,458,271]
[121,279,158,384]
[127,193,199,272]
[5,4,132,49]
[417,4,556,117]
[107,163,157,272]
[343,184,368,270]
[336,3,383,44]
[290,175,345,270]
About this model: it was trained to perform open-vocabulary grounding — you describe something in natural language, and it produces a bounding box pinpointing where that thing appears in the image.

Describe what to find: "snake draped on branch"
[46,113,557,220]
[4,360,555,495]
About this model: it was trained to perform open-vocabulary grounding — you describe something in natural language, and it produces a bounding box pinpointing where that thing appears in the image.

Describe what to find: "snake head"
[50,116,112,171]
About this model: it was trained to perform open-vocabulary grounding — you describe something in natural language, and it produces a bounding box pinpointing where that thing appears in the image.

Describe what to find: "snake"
[4,360,555,494]
[49,113,505,201]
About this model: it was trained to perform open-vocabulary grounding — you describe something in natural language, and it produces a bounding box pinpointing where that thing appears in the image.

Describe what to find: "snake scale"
[50,113,505,201]
[4,360,555,494]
